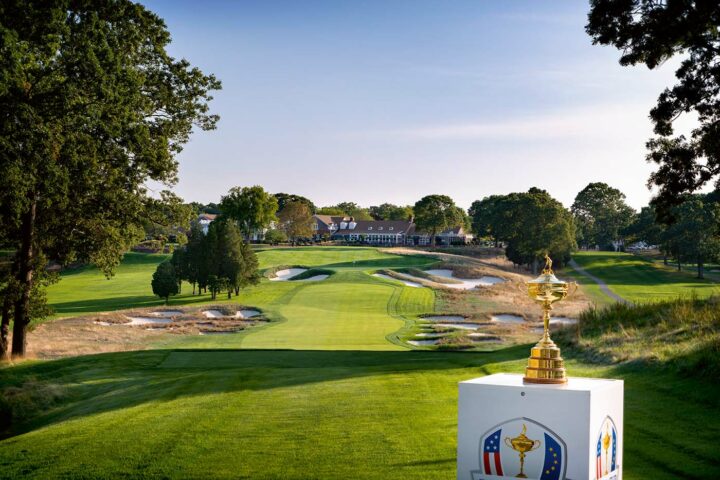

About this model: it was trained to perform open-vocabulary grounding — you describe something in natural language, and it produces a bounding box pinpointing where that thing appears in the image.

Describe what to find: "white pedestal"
[457,374,623,480]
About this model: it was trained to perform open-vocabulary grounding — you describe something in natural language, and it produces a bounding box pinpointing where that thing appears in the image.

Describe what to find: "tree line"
[152,221,260,303]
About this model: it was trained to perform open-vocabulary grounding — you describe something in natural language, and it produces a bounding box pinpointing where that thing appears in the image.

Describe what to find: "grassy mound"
[557,295,720,378]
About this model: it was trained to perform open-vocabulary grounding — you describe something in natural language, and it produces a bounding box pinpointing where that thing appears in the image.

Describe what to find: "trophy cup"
[523,254,574,384]
[504,424,541,478]
[602,426,611,475]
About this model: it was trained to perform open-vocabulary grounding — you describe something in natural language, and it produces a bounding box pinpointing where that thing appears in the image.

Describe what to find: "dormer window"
[389,227,394,231]
[368,227,373,230]
[378,227,383,231]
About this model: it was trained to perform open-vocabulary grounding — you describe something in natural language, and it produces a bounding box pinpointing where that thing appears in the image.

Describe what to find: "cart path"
[568,259,633,305]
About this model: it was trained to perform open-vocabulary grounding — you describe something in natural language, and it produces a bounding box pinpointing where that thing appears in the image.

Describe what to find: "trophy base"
[523,336,567,384]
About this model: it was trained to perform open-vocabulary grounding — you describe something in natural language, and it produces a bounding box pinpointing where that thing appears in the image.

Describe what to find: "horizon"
[143,0,683,210]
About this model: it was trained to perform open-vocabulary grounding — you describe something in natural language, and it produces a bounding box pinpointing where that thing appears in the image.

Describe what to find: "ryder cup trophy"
[523,255,574,384]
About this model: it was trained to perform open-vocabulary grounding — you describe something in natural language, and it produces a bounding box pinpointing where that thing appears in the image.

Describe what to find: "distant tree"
[468,195,508,246]
[278,201,314,245]
[623,206,665,247]
[238,241,260,295]
[152,261,179,304]
[572,183,635,250]
[586,1,720,218]
[413,195,464,246]
[501,188,577,273]
[220,186,278,239]
[275,193,316,214]
[317,202,372,220]
[369,203,414,221]
[316,207,345,216]
[184,224,205,294]
[665,195,720,279]
[215,222,245,299]
[264,229,287,245]
[170,249,186,294]
[206,275,226,301]
[0,1,220,357]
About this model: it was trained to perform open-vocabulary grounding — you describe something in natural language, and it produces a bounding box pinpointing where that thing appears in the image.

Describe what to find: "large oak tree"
[587,1,720,217]
[0,1,220,357]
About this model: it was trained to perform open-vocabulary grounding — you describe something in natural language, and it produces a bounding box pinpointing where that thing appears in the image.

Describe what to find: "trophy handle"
[530,440,541,451]
[504,437,513,448]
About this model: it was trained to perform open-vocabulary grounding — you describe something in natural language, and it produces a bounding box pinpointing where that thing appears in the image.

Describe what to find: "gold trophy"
[523,254,574,384]
[504,424,541,478]
[602,426,611,475]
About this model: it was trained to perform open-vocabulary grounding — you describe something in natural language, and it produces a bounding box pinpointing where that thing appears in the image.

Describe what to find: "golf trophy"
[523,254,574,384]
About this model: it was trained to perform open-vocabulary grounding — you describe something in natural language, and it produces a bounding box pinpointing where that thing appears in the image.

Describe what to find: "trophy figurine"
[602,426,611,475]
[523,254,574,384]
[504,424,541,478]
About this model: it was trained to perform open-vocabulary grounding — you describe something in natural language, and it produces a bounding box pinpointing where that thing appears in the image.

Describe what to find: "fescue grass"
[572,251,720,302]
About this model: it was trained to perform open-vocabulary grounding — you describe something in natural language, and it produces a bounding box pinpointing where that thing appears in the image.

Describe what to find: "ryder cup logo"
[595,416,619,480]
[470,417,567,480]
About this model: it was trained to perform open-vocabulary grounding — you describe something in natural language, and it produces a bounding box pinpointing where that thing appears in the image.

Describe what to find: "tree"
[184,223,205,294]
[586,1,720,217]
[623,206,665,247]
[571,183,635,250]
[151,261,179,304]
[238,240,260,294]
[215,221,245,299]
[317,202,372,220]
[275,193,316,214]
[264,229,287,245]
[499,188,576,273]
[0,1,220,357]
[468,195,508,246]
[665,195,720,279]
[277,201,314,245]
[369,203,413,221]
[220,186,278,239]
[413,195,464,246]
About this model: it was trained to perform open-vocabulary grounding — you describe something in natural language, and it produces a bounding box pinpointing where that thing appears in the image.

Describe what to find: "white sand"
[408,339,439,346]
[126,317,173,326]
[270,268,307,281]
[550,317,578,326]
[94,321,112,326]
[434,323,479,330]
[236,309,261,318]
[296,274,329,282]
[424,269,504,289]
[202,310,225,318]
[151,310,183,317]
[491,314,525,324]
[372,273,422,288]
[415,332,447,338]
[423,315,467,322]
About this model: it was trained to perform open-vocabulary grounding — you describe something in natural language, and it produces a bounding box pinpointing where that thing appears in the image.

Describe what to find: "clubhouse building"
[312,215,472,246]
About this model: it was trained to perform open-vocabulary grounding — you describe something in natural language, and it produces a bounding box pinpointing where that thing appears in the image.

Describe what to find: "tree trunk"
[227,290,231,299]
[698,258,704,279]
[192,282,196,295]
[12,198,37,358]
[234,286,239,296]
[1,293,12,360]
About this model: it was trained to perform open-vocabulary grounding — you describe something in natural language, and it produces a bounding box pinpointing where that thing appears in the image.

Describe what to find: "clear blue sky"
[142,0,679,210]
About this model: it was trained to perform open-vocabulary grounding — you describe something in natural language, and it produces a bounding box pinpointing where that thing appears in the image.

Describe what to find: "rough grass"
[558,295,720,378]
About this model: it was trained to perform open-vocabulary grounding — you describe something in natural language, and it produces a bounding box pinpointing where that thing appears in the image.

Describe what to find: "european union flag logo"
[539,433,562,480]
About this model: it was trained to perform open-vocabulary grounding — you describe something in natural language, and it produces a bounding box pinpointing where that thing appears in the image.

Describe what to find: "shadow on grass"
[49,294,213,315]
[1,345,530,439]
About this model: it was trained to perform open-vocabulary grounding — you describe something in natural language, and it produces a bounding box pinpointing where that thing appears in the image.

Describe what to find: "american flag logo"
[595,417,618,480]
[473,418,566,480]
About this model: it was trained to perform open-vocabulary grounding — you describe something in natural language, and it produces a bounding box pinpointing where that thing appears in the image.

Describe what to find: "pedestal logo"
[471,417,567,480]
[595,416,619,480]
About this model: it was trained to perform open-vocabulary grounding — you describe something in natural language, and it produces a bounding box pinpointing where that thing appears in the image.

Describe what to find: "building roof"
[334,220,415,236]
[198,213,218,221]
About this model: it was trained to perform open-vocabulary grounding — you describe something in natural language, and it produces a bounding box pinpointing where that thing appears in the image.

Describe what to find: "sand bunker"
[424,269,504,289]
[237,309,260,318]
[408,339,439,346]
[372,273,422,288]
[434,323,479,330]
[270,268,307,281]
[415,332,447,338]
[202,310,226,318]
[491,314,525,324]
[550,317,578,326]
[296,274,329,282]
[151,310,183,317]
[423,315,467,322]
[94,321,112,326]
[126,317,173,326]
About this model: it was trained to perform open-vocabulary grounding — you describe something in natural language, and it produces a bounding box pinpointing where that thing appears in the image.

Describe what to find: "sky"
[142,0,683,211]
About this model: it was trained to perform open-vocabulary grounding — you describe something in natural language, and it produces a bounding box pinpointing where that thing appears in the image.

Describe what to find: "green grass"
[572,251,720,303]
[1,247,719,478]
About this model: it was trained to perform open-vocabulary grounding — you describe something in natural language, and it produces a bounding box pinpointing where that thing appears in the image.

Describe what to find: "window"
[368,226,373,230]
[389,227,394,231]
[378,227,383,231]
